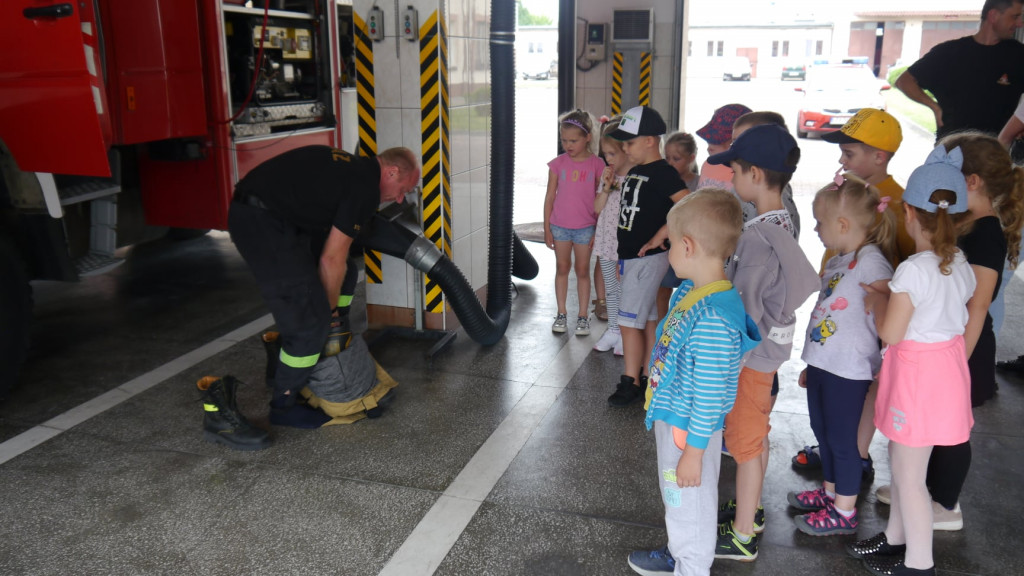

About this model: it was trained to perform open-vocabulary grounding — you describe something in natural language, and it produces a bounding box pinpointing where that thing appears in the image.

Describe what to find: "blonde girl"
[854,145,976,576]
[592,116,635,354]
[786,175,896,536]
[664,132,699,191]
[544,109,606,335]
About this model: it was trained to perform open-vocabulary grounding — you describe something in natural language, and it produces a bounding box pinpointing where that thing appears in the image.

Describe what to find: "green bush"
[886,65,908,87]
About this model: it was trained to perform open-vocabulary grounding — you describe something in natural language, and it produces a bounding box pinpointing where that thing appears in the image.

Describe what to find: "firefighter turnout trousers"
[228,200,331,399]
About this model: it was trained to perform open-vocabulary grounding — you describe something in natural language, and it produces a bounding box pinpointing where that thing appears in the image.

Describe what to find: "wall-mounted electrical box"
[586,23,607,61]
[402,6,418,41]
[368,6,384,41]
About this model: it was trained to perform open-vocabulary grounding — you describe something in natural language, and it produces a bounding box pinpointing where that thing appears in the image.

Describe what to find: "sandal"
[593,299,608,321]
[791,445,822,469]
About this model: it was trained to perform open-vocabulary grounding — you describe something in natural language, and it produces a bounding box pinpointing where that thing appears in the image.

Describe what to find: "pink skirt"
[874,336,973,447]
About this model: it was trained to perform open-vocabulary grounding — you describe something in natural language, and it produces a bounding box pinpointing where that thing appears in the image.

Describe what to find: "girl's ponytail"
[998,166,1024,268]
[865,196,897,265]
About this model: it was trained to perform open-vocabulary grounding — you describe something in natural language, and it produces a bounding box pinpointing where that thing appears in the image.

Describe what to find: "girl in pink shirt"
[544,109,606,336]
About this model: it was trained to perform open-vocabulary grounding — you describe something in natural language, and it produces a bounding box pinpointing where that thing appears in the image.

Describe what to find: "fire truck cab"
[0,0,356,392]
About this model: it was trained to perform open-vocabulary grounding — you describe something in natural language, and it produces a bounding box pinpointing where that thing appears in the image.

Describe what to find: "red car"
[794,66,890,138]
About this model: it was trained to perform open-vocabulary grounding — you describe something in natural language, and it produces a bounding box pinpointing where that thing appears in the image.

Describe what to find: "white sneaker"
[932,500,963,531]
[613,334,623,356]
[593,328,619,351]
[574,316,591,336]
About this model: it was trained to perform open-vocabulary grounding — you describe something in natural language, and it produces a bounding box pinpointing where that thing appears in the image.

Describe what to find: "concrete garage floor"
[2,227,1023,576]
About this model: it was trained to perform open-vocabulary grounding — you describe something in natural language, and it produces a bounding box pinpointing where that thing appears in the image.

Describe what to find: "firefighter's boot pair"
[197,376,271,451]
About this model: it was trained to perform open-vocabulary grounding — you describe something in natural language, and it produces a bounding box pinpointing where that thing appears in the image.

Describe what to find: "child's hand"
[798,368,808,389]
[544,227,555,250]
[676,448,703,488]
[600,166,616,191]
[861,282,889,314]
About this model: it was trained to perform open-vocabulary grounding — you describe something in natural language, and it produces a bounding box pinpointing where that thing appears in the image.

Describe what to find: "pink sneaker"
[787,487,833,511]
[794,501,857,536]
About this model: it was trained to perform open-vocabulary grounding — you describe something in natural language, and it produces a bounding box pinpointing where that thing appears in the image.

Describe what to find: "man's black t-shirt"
[235,145,380,238]
[909,36,1024,138]
[616,159,686,260]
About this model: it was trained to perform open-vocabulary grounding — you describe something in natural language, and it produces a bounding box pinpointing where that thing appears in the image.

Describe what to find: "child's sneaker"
[716,499,765,533]
[608,375,644,407]
[862,555,936,576]
[575,316,591,336]
[787,486,833,511]
[794,501,858,536]
[714,521,758,562]
[626,545,674,575]
[931,500,963,531]
[846,531,906,559]
[791,444,822,469]
[552,313,568,333]
[593,327,620,351]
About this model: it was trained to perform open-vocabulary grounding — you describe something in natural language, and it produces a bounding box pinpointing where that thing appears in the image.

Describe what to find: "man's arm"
[320,226,355,309]
[895,69,944,129]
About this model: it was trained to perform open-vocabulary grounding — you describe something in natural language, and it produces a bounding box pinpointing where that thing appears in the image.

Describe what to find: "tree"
[518,3,553,26]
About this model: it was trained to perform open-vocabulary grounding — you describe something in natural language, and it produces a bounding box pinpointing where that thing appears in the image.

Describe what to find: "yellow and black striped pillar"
[611,52,623,115]
[639,52,652,106]
[419,11,451,313]
[353,12,383,284]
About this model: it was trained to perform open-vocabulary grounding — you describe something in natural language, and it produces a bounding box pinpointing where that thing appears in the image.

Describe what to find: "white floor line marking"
[0,314,274,466]
[378,337,591,576]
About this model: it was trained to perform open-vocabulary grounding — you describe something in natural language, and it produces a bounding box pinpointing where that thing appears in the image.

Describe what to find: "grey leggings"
[599,257,620,330]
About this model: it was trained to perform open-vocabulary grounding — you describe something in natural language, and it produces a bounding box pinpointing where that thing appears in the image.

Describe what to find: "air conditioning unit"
[612,9,654,46]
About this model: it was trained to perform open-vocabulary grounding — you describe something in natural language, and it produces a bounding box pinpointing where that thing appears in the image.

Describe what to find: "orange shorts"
[723,367,774,464]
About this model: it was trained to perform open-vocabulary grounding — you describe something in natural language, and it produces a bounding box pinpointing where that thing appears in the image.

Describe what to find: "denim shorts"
[550,224,595,245]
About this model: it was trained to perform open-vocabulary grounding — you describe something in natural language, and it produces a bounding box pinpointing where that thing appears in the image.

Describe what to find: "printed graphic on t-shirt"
[649,302,685,389]
[559,166,597,185]
[745,209,795,236]
[618,174,649,231]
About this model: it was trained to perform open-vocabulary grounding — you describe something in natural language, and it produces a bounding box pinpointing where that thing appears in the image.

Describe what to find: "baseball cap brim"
[821,130,864,145]
[607,128,640,141]
[707,148,739,166]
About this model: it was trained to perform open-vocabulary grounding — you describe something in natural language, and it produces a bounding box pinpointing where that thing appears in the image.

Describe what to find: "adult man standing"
[228,145,420,429]
[896,0,1024,140]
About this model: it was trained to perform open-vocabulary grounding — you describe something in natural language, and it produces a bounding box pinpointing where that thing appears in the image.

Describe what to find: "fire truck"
[0,0,358,393]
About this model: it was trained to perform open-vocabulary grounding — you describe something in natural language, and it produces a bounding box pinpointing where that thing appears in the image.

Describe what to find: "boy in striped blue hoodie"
[627,189,761,576]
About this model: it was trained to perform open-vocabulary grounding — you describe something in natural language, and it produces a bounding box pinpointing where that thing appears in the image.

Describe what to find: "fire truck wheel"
[165,228,211,241]
[0,234,32,401]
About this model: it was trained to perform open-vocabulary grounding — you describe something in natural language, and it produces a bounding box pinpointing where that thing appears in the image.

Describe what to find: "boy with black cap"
[708,124,819,561]
[606,105,690,407]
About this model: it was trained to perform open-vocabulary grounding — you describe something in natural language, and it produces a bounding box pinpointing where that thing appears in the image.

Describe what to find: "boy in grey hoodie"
[706,124,819,562]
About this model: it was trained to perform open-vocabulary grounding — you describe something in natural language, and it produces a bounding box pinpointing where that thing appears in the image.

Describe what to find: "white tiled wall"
[575,1,681,124]
[358,0,492,318]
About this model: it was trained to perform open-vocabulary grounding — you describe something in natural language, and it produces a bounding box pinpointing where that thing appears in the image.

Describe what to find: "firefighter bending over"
[227,145,420,429]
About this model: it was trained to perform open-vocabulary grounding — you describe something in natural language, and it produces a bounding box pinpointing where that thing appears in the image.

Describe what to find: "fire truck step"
[74,251,124,277]
[59,180,121,207]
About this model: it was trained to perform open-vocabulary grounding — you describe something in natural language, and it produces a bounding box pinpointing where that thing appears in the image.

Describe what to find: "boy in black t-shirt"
[605,106,690,406]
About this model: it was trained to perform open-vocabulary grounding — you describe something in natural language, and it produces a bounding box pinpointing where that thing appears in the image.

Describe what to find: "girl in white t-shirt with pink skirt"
[855,145,976,576]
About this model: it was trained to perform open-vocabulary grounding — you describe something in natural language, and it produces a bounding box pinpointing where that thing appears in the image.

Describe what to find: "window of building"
[782,40,789,57]
[708,40,714,56]
[688,40,692,57]
[717,41,724,56]
[816,40,823,55]
[772,40,779,57]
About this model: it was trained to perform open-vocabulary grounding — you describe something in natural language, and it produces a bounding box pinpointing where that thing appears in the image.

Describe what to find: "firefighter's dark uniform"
[227,145,378,403]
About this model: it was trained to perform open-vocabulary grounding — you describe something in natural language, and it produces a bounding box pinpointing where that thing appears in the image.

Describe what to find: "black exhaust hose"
[486,0,519,322]
[358,205,507,345]
[355,0,533,345]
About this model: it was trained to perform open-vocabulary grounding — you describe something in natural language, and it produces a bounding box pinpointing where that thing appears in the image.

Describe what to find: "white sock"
[835,506,855,518]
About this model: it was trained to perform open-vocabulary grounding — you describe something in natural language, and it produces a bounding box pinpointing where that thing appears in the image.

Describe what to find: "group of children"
[541,101,1024,576]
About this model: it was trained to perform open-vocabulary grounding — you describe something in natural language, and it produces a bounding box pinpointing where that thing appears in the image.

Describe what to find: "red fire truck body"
[0,0,350,390]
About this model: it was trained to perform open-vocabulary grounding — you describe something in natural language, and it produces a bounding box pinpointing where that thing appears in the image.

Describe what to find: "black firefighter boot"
[197,376,272,451]
[262,332,281,388]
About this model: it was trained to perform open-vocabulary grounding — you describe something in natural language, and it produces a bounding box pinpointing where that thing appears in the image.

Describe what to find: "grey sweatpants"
[654,421,722,576]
